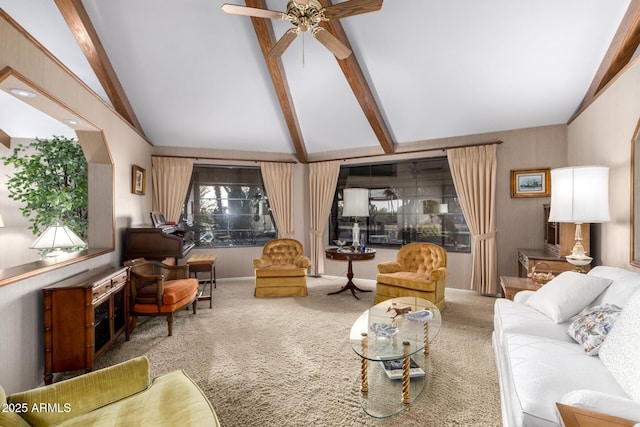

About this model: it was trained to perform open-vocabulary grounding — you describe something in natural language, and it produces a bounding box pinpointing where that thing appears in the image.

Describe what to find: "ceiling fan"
[221,0,383,60]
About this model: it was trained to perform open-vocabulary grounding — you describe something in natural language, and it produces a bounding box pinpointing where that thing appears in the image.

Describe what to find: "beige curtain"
[446,145,498,294]
[309,161,340,276]
[261,162,294,238]
[152,157,194,223]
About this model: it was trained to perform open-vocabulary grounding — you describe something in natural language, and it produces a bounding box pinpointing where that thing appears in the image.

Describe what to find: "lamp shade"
[31,221,86,251]
[548,166,610,223]
[0,214,4,228]
[342,188,370,217]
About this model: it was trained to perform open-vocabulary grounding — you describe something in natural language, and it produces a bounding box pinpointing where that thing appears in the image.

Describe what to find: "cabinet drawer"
[517,252,529,268]
[92,279,112,302]
[111,272,127,289]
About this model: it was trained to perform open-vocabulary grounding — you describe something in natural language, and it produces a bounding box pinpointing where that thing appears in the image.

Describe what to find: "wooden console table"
[43,266,128,384]
[500,276,542,300]
[517,248,589,277]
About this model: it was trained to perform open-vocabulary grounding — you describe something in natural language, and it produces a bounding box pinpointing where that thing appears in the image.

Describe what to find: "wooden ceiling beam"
[0,128,9,149]
[570,0,640,122]
[318,0,395,154]
[54,0,145,135]
[245,0,308,164]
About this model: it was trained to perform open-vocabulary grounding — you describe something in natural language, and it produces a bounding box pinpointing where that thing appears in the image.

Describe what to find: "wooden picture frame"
[132,165,146,195]
[511,168,550,198]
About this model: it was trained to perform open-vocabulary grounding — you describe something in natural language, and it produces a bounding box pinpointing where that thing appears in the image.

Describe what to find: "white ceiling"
[0,0,632,159]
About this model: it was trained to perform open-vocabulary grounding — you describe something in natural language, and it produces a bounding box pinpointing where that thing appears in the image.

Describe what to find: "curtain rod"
[308,140,504,164]
[151,140,503,164]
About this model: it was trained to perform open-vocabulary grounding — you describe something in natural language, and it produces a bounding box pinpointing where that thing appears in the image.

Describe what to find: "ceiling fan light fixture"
[222,0,382,59]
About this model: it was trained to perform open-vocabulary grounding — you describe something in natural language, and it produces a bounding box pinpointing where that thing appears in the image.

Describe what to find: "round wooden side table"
[325,247,376,299]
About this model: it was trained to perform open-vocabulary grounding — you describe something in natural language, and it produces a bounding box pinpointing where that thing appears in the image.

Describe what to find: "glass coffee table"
[349,297,442,418]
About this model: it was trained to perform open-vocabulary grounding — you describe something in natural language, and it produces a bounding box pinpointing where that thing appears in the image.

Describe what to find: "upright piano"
[124,215,195,262]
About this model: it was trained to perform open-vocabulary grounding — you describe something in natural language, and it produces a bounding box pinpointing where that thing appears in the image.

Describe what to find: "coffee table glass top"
[350,297,441,360]
[349,297,441,418]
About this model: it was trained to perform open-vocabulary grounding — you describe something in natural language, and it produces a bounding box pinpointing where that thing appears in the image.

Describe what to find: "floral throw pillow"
[567,304,622,356]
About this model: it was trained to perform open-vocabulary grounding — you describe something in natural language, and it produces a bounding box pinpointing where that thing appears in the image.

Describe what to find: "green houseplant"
[2,135,88,245]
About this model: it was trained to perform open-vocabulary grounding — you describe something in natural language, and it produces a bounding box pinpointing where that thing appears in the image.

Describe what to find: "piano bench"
[186,254,217,309]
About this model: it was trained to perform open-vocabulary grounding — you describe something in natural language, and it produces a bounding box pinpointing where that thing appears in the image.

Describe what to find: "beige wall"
[567,58,640,270]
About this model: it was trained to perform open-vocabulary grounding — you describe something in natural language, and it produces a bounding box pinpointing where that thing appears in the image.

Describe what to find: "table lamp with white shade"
[342,188,369,249]
[548,166,610,270]
[31,220,86,257]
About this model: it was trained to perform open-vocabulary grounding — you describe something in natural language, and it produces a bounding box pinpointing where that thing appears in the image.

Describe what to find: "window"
[329,157,471,253]
[182,166,276,247]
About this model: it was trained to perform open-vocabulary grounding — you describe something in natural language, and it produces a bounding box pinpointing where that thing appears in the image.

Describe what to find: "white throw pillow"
[599,290,640,401]
[525,271,612,323]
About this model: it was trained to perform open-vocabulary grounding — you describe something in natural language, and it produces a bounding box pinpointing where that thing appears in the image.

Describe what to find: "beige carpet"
[97,277,501,426]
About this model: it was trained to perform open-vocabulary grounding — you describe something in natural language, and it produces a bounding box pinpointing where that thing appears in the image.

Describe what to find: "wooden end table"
[499,276,541,300]
[186,253,217,308]
[556,403,638,427]
[325,247,375,299]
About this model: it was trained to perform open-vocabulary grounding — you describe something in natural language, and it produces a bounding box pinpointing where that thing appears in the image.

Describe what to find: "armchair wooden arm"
[124,258,199,339]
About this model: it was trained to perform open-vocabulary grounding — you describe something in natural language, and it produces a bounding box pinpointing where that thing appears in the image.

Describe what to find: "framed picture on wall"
[510,168,550,198]
[132,165,146,195]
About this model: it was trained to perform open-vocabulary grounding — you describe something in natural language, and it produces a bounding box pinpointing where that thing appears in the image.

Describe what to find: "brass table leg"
[424,321,430,355]
[361,332,368,394]
[402,341,410,404]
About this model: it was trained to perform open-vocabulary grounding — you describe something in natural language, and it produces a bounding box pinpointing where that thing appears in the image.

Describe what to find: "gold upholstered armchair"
[374,242,448,310]
[125,258,199,339]
[253,238,311,297]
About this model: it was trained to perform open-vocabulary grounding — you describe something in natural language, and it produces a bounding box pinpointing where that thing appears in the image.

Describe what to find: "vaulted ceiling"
[1,0,640,163]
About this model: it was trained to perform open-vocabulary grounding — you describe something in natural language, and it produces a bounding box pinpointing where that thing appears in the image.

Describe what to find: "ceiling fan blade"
[221,4,287,20]
[269,28,300,58]
[322,0,383,20]
[312,27,352,59]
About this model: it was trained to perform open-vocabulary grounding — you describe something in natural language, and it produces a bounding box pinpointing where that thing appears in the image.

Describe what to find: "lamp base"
[352,222,360,248]
[565,255,592,273]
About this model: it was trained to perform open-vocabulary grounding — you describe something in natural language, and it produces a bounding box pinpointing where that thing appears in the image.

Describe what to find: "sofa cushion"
[501,333,629,426]
[52,370,220,427]
[494,298,575,347]
[566,304,622,356]
[376,272,437,292]
[255,266,308,278]
[8,356,150,427]
[525,272,612,322]
[588,266,640,309]
[599,290,640,401]
[0,385,30,427]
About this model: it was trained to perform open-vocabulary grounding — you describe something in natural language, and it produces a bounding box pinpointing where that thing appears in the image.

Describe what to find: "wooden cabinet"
[517,248,585,277]
[518,204,592,278]
[543,203,589,257]
[43,266,128,384]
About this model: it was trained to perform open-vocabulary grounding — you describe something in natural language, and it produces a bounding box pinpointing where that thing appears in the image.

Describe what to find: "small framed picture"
[511,168,550,198]
[132,165,146,195]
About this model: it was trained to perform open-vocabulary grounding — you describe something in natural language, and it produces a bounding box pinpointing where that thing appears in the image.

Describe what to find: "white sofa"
[493,266,640,426]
